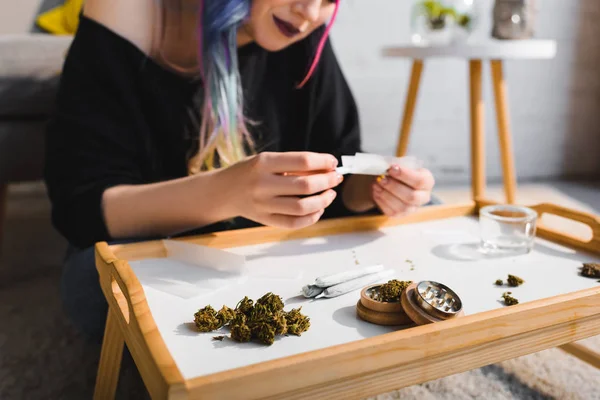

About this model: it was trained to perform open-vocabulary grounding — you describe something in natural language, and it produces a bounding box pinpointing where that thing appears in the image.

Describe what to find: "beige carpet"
[1,182,599,399]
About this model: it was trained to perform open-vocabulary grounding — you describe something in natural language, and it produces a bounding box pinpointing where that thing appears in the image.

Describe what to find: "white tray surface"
[128,216,600,380]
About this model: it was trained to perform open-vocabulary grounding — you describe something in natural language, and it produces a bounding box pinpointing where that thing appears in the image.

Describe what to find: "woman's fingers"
[256,151,338,174]
[377,176,431,206]
[372,184,415,217]
[269,171,343,196]
[388,165,435,191]
[264,209,325,230]
[269,190,337,216]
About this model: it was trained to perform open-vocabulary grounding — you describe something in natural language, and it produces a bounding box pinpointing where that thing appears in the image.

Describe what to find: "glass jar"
[410,0,478,46]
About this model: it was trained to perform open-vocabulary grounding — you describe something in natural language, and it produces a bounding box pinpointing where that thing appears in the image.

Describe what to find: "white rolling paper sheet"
[337,153,424,175]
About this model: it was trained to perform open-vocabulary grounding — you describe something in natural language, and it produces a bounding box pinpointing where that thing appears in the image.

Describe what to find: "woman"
[44,0,435,341]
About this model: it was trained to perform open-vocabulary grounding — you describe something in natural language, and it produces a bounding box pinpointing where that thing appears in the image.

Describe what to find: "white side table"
[382,40,557,204]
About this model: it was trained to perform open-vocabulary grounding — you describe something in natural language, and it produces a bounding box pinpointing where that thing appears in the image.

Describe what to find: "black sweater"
[44,15,364,249]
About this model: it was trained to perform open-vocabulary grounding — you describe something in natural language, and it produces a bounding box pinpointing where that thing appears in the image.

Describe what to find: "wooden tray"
[93,200,600,400]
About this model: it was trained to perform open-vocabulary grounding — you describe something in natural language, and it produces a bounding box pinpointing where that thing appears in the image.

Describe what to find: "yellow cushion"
[36,0,84,35]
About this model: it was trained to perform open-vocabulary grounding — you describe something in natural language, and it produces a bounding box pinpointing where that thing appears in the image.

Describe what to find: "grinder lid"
[400,281,464,325]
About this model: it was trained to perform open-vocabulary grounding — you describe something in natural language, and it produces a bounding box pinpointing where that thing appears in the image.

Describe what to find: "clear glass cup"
[479,205,538,254]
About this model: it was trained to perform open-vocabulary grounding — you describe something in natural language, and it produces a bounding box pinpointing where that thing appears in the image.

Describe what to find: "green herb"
[230,314,252,343]
[371,280,412,302]
[495,279,503,286]
[235,296,254,314]
[193,292,310,346]
[507,274,524,287]
[284,308,311,336]
[581,263,600,278]
[193,306,221,332]
[502,292,519,306]
[212,336,225,341]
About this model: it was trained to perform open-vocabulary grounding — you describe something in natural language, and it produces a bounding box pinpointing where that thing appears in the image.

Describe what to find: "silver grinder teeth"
[415,281,462,320]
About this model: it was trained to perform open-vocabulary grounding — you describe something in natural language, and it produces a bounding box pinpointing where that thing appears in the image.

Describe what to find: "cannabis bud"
[217,306,236,327]
[192,292,310,346]
[194,305,237,332]
[502,292,519,306]
[194,306,221,332]
[252,322,276,345]
[507,274,524,287]
[230,323,252,343]
[235,296,254,314]
[256,292,285,313]
[581,263,600,278]
[495,279,503,286]
[285,307,311,336]
[372,280,412,302]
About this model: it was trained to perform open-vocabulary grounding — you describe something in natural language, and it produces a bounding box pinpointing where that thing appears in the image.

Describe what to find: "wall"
[0,0,41,34]
[330,0,600,184]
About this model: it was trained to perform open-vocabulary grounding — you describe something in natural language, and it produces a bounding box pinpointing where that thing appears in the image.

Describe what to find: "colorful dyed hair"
[188,0,341,173]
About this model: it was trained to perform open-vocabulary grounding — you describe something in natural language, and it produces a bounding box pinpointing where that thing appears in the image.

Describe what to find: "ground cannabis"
[193,292,310,345]
[507,274,524,287]
[495,279,503,286]
[581,263,600,278]
[502,292,519,306]
[371,280,412,302]
[212,336,225,341]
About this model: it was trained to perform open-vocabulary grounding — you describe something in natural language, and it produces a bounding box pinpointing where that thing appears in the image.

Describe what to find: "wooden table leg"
[0,184,7,256]
[396,59,424,157]
[94,310,125,400]
[469,60,486,200]
[560,343,600,369]
[491,60,517,204]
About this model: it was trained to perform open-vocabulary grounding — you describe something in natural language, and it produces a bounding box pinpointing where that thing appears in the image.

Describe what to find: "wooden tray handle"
[531,203,600,255]
[96,242,143,326]
[108,261,133,325]
[95,242,186,392]
[532,203,600,230]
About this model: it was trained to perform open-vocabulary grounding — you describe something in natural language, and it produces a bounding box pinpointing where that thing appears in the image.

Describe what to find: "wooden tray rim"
[94,199,600,399]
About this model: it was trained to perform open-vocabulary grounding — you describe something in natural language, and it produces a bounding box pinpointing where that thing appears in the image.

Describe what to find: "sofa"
[0,0,73,249]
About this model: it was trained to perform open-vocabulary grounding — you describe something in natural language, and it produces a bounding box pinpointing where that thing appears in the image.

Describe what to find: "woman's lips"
[273,15,301,38]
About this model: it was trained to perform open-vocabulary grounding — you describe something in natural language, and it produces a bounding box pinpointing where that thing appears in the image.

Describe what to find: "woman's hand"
[222,152,343,229]
[372,165,435,217]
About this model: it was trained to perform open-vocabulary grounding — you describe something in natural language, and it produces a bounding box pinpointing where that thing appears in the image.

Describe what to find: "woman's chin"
[255,38,293,52]
[253,29,302,52]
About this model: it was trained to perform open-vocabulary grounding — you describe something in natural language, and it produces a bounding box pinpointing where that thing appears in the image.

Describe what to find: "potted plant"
[411,0,477,45]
